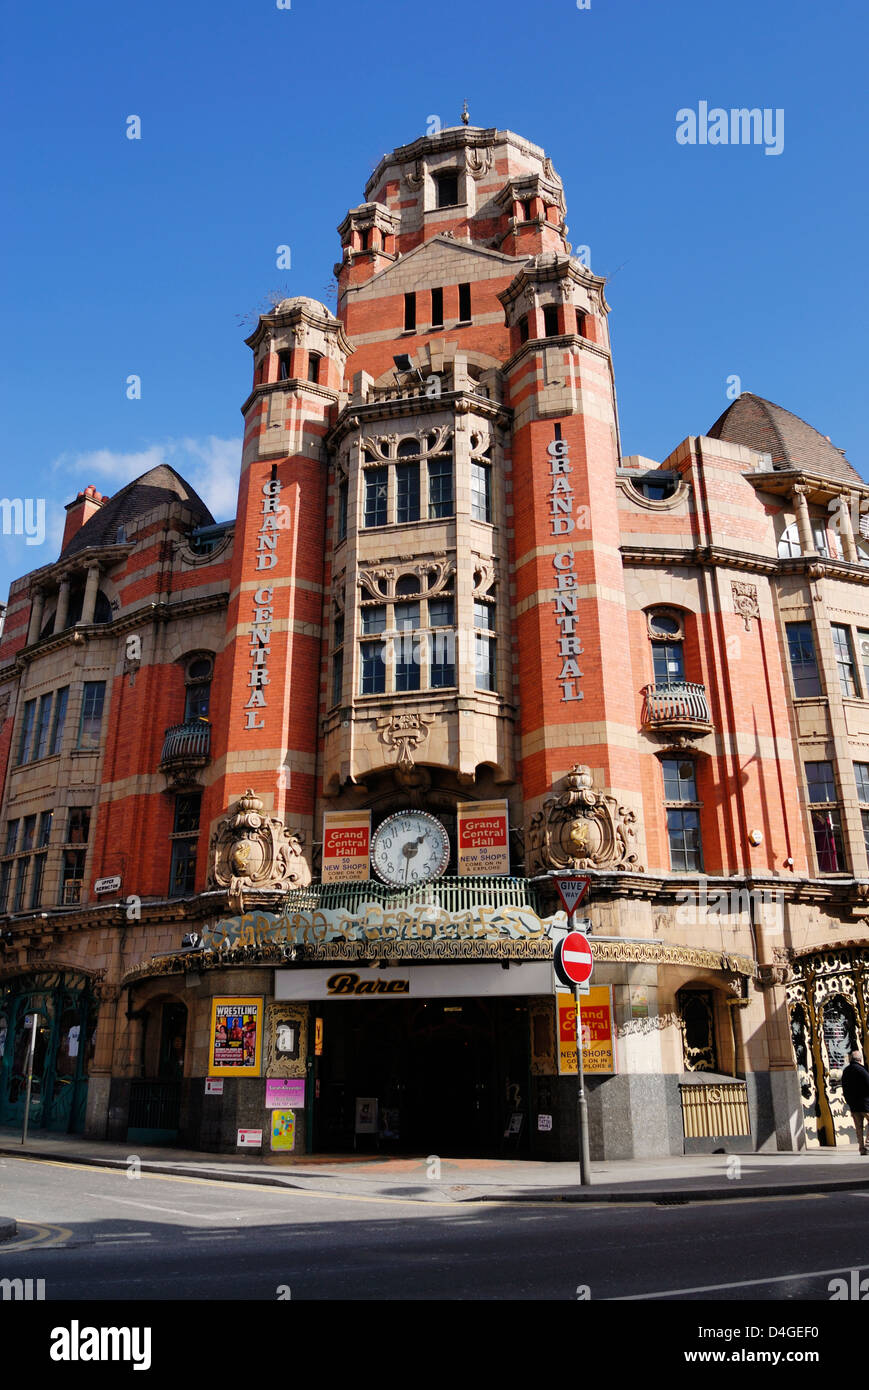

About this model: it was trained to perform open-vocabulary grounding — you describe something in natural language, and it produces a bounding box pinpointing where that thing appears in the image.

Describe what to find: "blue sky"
[1,0,867,600]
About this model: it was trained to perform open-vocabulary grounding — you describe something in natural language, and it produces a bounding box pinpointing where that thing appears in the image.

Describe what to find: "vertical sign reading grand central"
[243,478,283,730]
[547,434,583,703]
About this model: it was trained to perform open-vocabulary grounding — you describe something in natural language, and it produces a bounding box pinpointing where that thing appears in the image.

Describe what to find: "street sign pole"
[570,911,592,1187]
[21,1010,38,1146]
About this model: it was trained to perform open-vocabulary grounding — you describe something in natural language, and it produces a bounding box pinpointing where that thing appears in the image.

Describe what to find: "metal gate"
[0,971,97,1134]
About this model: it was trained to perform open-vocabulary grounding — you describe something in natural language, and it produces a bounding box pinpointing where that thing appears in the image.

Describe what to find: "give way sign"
[554,876,590,916]
[554,931,594,987]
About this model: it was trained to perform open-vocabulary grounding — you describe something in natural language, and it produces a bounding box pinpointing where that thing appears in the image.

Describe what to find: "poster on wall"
[557,986,616,1075]
[456,800,510,876]
[265,1078,305,1110]
[322,810,371,884]
[208,997,264,1077]
[271,1109,296,1152]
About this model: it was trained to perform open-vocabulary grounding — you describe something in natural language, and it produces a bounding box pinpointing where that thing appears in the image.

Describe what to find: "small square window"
[786,622,822,698]
[806,761,836,803]
[173,793,201,835]
[435,172,459,208]
[428,458,453,519]
[66,808,91,844]
[662,758,697,803]
[364,469,388,528]
[361,606,387,635]
[360,642,386,695]
[667,808,702,871]
[428,597,454,627]
[4,821,19,856]
[77,681,106,750]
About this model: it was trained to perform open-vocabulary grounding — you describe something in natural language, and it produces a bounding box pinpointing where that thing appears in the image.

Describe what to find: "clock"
[370,811,450,887]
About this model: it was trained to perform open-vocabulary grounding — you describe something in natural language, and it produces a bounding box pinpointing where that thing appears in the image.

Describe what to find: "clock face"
[370,811,450,887]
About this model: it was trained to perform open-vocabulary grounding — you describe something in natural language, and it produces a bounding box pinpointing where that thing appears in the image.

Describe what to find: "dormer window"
[633,473,678,502]
[434,171,459,208]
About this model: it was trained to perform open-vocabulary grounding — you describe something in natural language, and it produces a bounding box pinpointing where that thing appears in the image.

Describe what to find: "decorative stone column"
[838,493,858,562]
[26,587,45,644]
[80,564,100,625]
[54,577,71,632]
[792,484,816,555]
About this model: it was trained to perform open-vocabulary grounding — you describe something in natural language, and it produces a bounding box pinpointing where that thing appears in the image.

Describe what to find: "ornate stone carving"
[466,146,492,180]
[358,560,454,600]
[358,566,395,599]
[757,962,790,988]
[731,580,759,631]
[404,159,424,190]
[265,1002,308,1079]
[472,561,496,596]
[527,764,644,874]
[0,691,11,723]
[208,788,311,912]
[378,710,433,770]
[361,426,451,463]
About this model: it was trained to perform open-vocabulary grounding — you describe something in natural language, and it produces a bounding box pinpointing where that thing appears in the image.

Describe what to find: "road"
[1,1154,867,1302]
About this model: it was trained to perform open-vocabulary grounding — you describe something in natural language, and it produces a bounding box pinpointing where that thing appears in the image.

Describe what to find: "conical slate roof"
[707,393,862,486]
[61,464,215,557]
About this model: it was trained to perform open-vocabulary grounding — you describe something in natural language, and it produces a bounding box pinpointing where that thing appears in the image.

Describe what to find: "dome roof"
[271,295,333,318]
[707,393,862,486]
[61,464,214,557]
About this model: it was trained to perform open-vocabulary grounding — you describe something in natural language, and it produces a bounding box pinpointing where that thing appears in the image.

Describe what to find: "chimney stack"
[62,484,108,551]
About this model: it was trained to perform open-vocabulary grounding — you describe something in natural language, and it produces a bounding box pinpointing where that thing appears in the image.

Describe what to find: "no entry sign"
[554,876,590,916]
[554,931,594,987]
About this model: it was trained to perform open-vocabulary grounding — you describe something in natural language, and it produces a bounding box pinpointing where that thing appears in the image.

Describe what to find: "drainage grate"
[655,1197,690,1206]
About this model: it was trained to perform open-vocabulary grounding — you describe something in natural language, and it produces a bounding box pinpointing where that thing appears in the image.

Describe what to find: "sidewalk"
[2,1127,868,1206]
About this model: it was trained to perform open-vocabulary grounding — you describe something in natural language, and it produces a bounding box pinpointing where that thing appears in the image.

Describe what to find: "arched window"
[778,522,801,557]
[93,591,112,625]
[184,655,213,723]
[648,610,685,683]
[678,990,716,1072]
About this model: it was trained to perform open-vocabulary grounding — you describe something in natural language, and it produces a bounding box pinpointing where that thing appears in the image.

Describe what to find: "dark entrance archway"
[314,996,531,1157]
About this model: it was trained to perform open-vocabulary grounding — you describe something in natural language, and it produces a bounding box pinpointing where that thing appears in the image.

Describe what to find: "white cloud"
[50,436,242,523]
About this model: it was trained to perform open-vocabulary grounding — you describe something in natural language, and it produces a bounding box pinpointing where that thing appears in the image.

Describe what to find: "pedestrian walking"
[840,1048,869,1154]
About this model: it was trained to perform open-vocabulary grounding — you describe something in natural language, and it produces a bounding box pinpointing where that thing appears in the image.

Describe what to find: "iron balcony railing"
[281,875,544,918]
[642,681,711,727]
[160,720,211,765]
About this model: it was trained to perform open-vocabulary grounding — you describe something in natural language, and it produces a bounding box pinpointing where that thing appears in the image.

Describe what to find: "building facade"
[0,124,867,1159]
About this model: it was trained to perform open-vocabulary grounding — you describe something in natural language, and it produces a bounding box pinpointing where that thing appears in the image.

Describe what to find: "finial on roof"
[461,100,470,126]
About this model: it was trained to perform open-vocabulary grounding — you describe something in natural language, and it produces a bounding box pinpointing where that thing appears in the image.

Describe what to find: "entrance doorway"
[313,997,531,1157]
[0,972,97,1133]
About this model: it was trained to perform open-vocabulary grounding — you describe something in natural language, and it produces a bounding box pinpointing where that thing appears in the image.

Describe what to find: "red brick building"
[0,124,867,1158]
